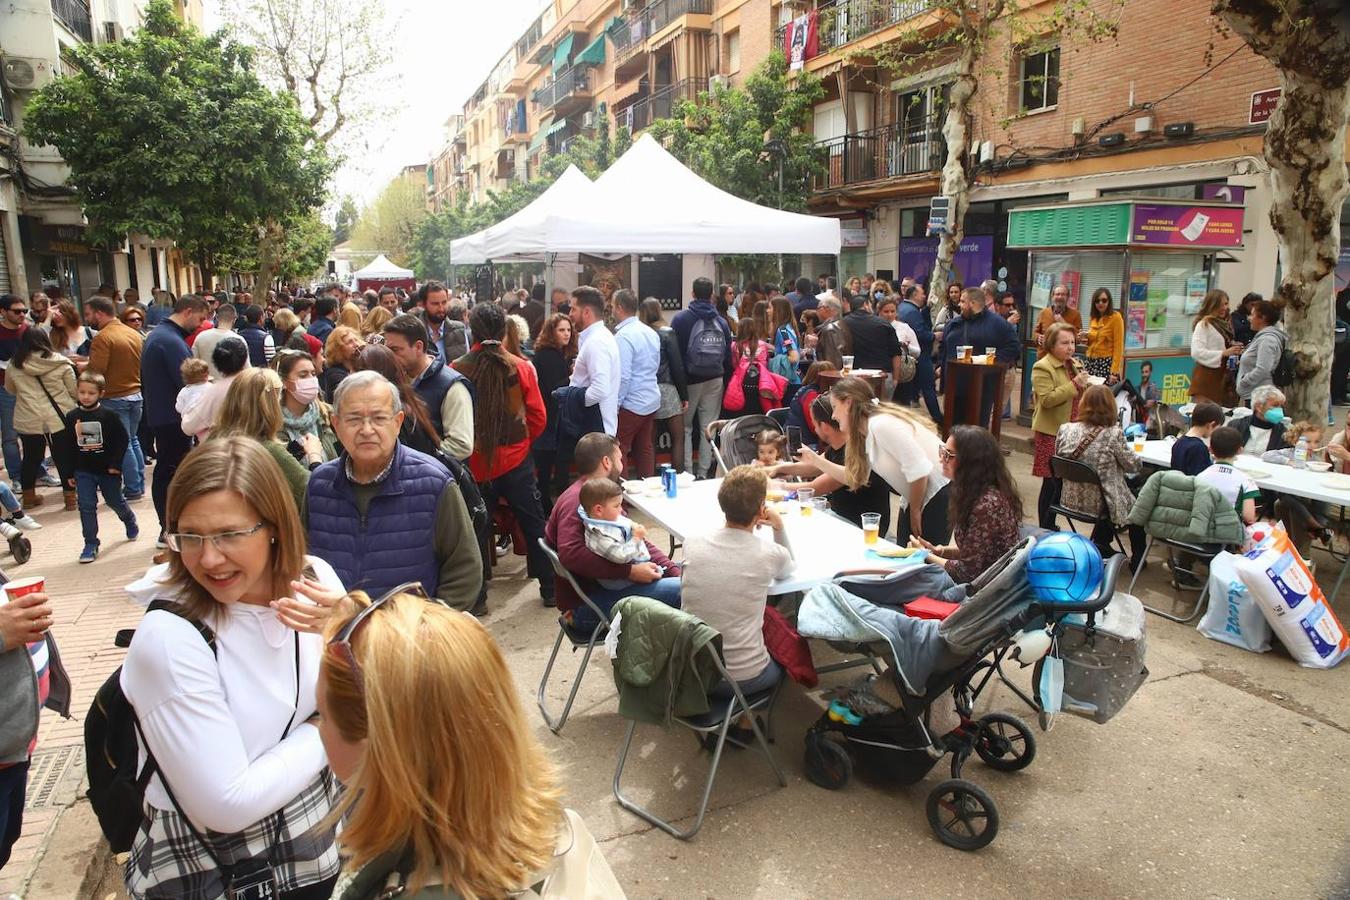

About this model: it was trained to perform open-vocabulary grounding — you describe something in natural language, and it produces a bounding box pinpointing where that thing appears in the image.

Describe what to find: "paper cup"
[5,575,45,598]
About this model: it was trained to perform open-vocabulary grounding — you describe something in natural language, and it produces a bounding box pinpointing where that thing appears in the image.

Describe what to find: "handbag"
[895,344,917,384]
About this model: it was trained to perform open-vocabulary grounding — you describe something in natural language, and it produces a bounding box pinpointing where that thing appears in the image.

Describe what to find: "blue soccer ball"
[1025,533,1104,605]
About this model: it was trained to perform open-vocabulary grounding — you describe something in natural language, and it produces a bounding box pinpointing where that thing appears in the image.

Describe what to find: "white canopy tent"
[351,254,414,280]
[449,135,840,262]
[450,165,595,265]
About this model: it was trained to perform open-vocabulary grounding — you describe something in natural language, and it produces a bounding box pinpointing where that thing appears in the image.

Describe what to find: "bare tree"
[1212,0,1350,422]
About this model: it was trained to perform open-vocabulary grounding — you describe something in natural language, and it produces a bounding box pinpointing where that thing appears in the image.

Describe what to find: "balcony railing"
[51,0,93,41]
[814,118,945,190]
[617,78,708,133]
[611,0,713,56]
[516,20,543,61]
[775,0,931,58]
[532,66,591,110]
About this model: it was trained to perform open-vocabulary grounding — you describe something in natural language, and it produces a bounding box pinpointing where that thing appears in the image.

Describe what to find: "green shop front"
[1006,197,1245,412]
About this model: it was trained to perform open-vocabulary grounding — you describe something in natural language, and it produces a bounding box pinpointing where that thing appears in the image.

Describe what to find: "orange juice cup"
[862,513,881,546]
[797,488,815,514]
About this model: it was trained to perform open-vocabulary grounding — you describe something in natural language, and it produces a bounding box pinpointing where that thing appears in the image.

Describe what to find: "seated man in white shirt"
[568,286,621,436]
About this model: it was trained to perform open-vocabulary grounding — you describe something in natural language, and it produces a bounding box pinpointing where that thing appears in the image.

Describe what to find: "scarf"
[281,400,321,442]
[1205,314,1235,344]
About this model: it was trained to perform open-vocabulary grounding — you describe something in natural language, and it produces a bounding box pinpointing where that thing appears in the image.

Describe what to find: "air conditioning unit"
[103,21,124,43]
[2,56,52,93]
[581,111,596,128]
[709,74,730,91]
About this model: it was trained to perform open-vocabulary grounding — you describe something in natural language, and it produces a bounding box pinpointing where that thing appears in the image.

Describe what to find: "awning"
[605,15,625,33]
[575,33,606,66]
[552,33,576,71]
[528,117,553,152]
[545,118,569,137]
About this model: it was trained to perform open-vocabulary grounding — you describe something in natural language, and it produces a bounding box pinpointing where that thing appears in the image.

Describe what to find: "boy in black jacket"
[65,373,138,563]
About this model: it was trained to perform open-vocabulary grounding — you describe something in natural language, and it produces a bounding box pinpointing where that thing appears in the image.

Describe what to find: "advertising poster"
[1126,306,1147,350]
[1131,203,1244,248]
[1146,288,1168,330]
[898,236,995,289]
[1185,274,1208,314]
[1030,270,1055,308]
[1060,270,1081,309]
[1125,357,1192,406]
[1129,272,1150,303]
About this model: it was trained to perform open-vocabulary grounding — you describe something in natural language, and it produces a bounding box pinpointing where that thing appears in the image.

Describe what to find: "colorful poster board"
[1131,204,1244,248]
[898,235,995,289]
[1126,306,1147,350]
[1124,356,1192,406]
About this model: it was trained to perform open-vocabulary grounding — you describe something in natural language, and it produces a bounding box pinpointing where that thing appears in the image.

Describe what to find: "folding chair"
[535,539,612,734]
[1049,456,1130,558]
[1126,527,1221,624]
[613,637,786,840]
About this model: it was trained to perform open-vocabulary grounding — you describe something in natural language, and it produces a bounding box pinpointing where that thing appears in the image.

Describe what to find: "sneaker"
[155,533,167,550]
[126,519,140,541]
[79,544,99,564]
[8,513,40,531]
[124,491,145,501]
[9,480,19,495]
[38,472,62,488]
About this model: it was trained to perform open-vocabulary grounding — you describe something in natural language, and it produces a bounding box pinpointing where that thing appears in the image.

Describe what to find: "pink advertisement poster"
[1131,204,1244,248]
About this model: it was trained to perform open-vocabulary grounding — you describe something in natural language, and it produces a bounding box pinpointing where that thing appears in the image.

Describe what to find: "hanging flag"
[785,10,819,71]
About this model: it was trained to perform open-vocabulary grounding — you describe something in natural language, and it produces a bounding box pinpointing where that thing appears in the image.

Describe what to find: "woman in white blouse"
[1189,289,1242,407]
[798,375,951,543]
[120,436,345,900]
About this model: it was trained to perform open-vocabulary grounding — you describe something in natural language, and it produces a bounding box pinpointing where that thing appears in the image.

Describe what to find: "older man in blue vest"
[305,370,482,610]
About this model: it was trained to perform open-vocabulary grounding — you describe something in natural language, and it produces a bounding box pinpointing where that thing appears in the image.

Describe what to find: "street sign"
[927,196,951,236]
[1249,88,1281,125]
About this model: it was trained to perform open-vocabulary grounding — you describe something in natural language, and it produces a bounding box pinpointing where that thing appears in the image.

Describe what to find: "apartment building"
[0,0,206,299]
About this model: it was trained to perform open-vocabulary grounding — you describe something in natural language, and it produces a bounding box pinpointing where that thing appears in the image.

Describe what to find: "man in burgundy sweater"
[545,432,681,631]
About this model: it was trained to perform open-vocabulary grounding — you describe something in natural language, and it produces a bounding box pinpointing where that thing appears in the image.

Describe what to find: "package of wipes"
[1234,527,1349,669]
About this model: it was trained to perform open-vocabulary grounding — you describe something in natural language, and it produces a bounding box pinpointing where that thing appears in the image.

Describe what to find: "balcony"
[516,19,544,61]
[775,0,932,61]
[617,78,708,134]
[814,118,944,192]
[611,0,713,79]
[51,0,93,41]
[532,66,593,116]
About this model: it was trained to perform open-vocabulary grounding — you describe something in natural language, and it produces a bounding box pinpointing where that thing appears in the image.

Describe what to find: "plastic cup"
[812,497,829,514]
[861,512,881,546]
[797,488,814,514]
[1131,437,1145,453]
[841,355,854,374]
[985,347,997,364]
[5,575,45,598]
[958,345,972,362]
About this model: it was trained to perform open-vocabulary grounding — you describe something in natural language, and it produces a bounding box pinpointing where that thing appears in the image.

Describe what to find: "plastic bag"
[1235,526,1349,669]
[1054,593,1149,724]
[1198,551,1272,653]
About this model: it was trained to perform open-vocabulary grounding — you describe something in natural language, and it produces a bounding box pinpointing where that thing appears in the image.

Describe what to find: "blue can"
[663,465,677,498]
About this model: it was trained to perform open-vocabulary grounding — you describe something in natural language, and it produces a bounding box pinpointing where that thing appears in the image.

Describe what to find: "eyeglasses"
[126,317,143,324]
[5,307,27,315]
[327,581,429,690]
[165,521,266,553]
[938,445,957,461]
[1095,297,1110,304]
[339,413,396,430]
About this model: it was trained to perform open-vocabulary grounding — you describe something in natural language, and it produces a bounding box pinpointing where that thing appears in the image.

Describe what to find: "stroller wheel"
[8,534,30,566]
[803,731,852,790]
[974,713,1037,772]
[926,779,999,851]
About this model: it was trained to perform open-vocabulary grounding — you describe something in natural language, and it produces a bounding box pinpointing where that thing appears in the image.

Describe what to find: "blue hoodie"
[670,299,734,386]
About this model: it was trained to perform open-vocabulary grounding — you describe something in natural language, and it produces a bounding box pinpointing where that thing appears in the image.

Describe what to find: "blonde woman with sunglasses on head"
[119,437,347,899]
[319,587,623,900]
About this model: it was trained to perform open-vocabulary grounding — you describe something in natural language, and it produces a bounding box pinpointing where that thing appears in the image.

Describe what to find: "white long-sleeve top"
[120,556,342,834]
[864,413,949,512]
[1190,320,1228,368]
[570,320,621,435]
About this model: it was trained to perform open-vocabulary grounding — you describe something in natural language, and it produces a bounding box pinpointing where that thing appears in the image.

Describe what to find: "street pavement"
[6,449,1350,899]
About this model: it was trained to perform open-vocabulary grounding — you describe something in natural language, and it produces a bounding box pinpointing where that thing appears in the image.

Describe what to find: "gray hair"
[332,369,402,416]
[980,279,999,297]
[820,297,843,316]
[448,299,467,322]
[1251,384,1285,410]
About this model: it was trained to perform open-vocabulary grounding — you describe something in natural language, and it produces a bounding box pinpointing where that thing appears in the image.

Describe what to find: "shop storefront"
[1007,197,1245,407]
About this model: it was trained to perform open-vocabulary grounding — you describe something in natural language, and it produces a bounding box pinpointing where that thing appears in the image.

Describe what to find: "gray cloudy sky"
[203,0,543,206]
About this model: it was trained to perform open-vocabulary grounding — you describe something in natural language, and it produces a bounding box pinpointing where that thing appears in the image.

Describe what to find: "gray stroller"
[704,414,781,476]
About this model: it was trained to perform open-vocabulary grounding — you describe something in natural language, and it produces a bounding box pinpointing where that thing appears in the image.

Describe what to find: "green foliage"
[276,210,335,282]
[648,52,824,213]
[332,196,359,245]
[22,0,331,278]
[348,175,427,268]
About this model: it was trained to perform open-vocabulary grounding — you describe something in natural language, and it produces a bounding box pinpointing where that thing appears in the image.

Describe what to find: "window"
[726,30,741,73]
[1019,47,1060,113]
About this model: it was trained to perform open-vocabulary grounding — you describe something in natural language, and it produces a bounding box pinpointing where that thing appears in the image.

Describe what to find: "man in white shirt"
[569,286,621,435]
[192,303,244,380]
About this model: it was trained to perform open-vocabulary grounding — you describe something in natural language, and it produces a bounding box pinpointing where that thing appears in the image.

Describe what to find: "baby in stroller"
[796,538,1140,850]
[577,477,653,590]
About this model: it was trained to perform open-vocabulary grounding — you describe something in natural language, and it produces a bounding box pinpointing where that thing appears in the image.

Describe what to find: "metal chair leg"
[613,710,732,840]
[1127,536,1154,595]
[537,623,602,734]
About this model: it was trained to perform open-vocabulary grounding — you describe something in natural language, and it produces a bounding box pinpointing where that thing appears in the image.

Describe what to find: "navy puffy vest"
[306,442,451,598]
[413,356,473,456]
[237,323,269,369]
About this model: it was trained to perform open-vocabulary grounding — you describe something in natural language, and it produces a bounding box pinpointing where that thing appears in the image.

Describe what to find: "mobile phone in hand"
[787,426,803,456]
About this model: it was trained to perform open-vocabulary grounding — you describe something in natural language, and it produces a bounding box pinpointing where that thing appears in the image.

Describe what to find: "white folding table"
[623,478,927,595]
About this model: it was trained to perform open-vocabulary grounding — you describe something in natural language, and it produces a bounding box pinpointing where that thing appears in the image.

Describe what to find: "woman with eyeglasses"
[1081,288,1124,384]
[317,588,621,899]
[910,425,1023,584]
[119,437,346,899]
[120,305,148,335]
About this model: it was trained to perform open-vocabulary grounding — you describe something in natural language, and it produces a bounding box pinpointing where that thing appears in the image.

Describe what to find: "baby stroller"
[797,539,1129,851]
[704,414,781,476]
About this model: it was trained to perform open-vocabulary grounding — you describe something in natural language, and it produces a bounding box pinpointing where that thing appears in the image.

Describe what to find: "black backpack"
[1271,343,1297,388]
[85,600,215,853]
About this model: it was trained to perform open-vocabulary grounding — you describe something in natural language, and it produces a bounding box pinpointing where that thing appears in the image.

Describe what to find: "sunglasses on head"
[327,581,429,690]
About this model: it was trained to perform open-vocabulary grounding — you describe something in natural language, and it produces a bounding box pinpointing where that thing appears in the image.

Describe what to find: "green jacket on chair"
[1127,470,1245,546]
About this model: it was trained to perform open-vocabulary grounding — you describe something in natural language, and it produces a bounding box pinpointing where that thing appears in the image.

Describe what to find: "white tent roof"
[352,254,414,279]
[450,165,595,265]
[539,134,840,256]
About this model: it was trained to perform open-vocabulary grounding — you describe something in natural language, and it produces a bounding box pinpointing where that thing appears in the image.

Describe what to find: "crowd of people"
[0,266,1340,900]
